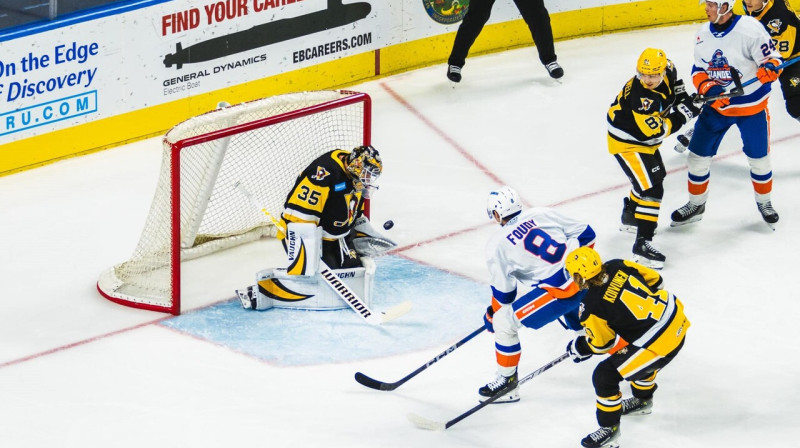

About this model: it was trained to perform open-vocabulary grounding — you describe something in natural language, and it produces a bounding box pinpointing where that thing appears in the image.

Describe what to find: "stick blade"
[380,300,413,323]
[407,413,446,431]
[354,372,396,391]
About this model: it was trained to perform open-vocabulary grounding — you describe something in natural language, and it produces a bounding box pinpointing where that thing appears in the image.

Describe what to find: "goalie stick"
[318,259,412,325]
[407,352,570,431]
[355,325,485,391]
[232,181,412,325]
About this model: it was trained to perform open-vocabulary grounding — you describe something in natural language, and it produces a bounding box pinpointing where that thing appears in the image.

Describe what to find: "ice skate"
[581,425,620,448]
[670,201,705,227]
[236,285,257,310]
[619,197,637,233]
[674,128,693,153]
[478,370,519,403]
[545,61,564,79]
[632,238,665,270]
[757,201,778,230]
[446,65,462,83]
[621,397,653,416]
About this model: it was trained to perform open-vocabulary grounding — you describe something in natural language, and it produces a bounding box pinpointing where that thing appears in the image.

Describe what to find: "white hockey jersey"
[692,15,782,116]
[485,207,596,304]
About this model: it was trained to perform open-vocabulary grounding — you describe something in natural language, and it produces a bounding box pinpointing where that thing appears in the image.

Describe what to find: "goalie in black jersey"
[278,145,395,269]
[607,48,700,269]
[563,247,690,448]
[236,145,397,313]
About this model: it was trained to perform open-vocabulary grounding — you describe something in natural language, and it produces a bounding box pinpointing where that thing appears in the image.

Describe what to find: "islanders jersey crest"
[703,49,736,88]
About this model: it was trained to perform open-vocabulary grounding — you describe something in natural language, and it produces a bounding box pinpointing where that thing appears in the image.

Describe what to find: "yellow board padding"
[0,51,377,176]
[11,0,790,176]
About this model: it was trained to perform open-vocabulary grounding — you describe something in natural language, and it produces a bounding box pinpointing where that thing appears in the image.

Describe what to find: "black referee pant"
[447,0,557,68]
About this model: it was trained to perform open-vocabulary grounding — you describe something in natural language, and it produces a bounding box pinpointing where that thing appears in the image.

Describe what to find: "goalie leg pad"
[254,263,373,310]
[284,222,321,276]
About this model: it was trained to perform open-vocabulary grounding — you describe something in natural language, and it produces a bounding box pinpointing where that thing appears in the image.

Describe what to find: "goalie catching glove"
[351,216,398,256]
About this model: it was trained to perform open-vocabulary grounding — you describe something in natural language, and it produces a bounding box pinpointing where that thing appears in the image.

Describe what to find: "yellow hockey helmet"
[565,247,603,282]
[637,48,667,76]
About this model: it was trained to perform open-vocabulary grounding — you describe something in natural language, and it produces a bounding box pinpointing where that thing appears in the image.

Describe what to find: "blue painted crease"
[160,256,488,366]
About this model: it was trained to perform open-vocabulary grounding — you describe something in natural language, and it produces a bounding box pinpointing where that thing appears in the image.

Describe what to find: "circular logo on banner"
[424,0,469,24]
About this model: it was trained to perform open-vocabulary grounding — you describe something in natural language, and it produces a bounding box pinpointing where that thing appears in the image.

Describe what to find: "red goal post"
[97,90,372,314]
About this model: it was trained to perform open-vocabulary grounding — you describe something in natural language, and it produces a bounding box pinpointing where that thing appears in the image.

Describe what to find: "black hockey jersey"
[577,259,689,357]
[607,61,687,154]
[746,0,800,59]
[279,149,364,241]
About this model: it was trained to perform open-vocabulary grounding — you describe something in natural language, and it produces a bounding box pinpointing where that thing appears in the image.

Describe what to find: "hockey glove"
[566,336,592,363]
[711,97,731,109]
[700,82,731,109]
[674,78,687,97]
[484,306,495,333]
[757,59,782,84]
[679,94,701,115]
[669,103,697,128]
[352,216,397,256]
[697,77,724,97]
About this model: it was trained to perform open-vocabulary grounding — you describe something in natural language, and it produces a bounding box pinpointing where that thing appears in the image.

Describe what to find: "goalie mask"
[347,145,382,195]
[486,186,522,221]
[565,247,603,289]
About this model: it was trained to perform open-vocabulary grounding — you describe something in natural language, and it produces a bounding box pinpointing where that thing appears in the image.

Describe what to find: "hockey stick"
[677,56,800,149]
[696,56,800,103]
[318,259,412,325]
[407,352,570,430]
[695,66,745,103]
[355,325,485,391]
[233,181,412,325]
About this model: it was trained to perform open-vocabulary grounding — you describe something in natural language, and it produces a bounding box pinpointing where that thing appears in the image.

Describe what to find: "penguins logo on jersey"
[703,49,734,88]
[767,19,782,35]
[312,166,330,181]
[639,98,654,112]
[333,193,360,227]
[790,77,800,88]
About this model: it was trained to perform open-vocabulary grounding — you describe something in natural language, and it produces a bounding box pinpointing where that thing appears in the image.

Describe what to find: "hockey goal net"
[97,90,372,314]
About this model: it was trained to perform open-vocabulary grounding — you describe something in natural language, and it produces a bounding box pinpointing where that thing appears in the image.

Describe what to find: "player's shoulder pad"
[304,151,348,185]
[621,259,662,287]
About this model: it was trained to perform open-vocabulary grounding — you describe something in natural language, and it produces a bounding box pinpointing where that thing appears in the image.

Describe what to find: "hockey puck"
[383,220,394,230]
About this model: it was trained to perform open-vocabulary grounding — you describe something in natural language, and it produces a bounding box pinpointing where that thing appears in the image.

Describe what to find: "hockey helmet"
[742,0,768,15]
[565,247,603,285]
[346,145,382,191]
[486,186,523,221]
[636,48,667,76]
[702,0,735,14]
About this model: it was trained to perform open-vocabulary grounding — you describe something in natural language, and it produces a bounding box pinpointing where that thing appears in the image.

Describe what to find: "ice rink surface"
[2,23,799,447]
